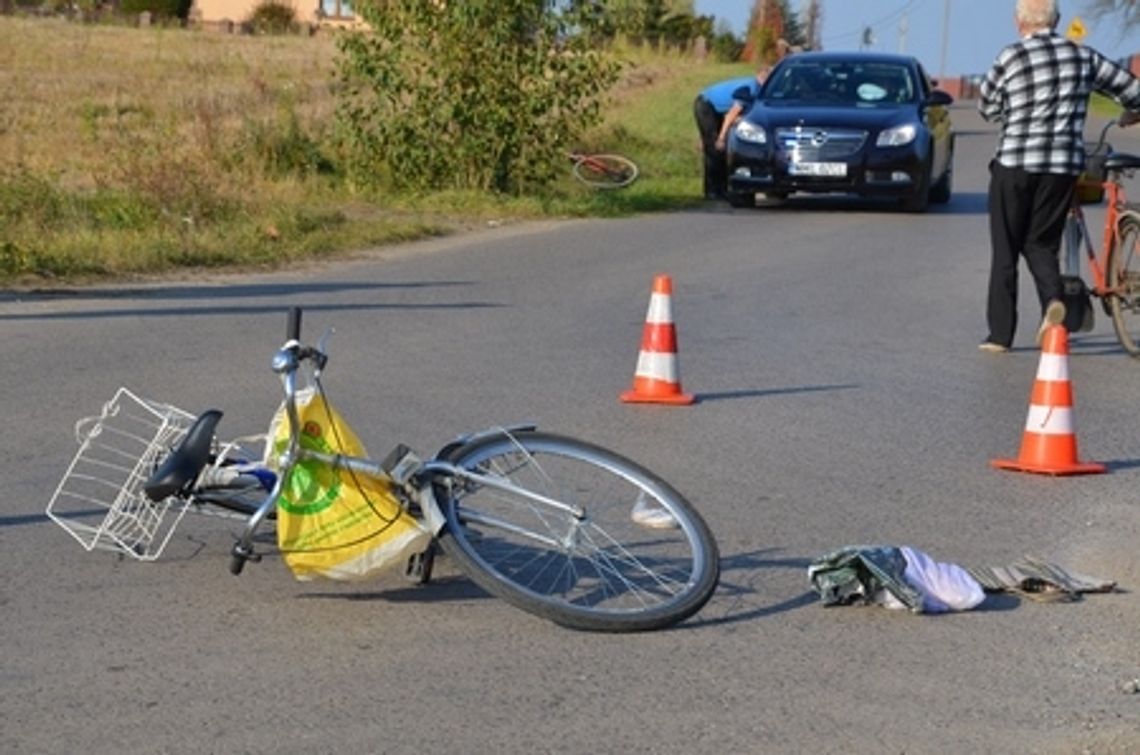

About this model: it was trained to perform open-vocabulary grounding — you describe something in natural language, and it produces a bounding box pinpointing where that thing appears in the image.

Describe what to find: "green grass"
[4,15,1130,286]
[1089,92,1128,118]
[0,16,753,285]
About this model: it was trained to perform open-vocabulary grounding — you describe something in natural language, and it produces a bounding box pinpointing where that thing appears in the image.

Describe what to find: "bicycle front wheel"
[434,431,719,632]
[572,154,639,189]
[1107,212,1140,357]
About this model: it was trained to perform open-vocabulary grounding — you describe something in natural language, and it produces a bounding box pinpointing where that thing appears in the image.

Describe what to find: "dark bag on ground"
[1061,275,1094,333]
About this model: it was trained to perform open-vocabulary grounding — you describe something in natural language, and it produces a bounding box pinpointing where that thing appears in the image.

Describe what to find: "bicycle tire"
[572,154,639,189]
[1108,212,1140,358]
[433,431,719,632]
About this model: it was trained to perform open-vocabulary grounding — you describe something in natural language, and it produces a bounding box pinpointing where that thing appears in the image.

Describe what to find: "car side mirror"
[731,85,753,102]
[927,89,954,106]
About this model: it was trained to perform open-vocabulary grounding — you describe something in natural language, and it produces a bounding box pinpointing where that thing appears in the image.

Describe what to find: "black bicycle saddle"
[144,410,223,502]
[1104,152,1140,172]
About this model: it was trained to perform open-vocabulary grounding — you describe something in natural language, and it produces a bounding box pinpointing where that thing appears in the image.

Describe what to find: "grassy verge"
[0,16,750,285]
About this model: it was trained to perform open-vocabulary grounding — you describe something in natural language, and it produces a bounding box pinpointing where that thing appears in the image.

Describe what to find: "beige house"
[190,0,358,29]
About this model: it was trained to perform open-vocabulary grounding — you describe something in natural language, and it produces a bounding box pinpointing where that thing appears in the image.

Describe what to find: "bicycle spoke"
[436,431,718,630]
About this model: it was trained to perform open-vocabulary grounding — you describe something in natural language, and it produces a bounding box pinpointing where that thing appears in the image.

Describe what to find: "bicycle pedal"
[402,545,435,585]
[381,443,423,486]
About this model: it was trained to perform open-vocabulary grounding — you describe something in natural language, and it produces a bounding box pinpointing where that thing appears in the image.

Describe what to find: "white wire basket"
[46,387,198,560]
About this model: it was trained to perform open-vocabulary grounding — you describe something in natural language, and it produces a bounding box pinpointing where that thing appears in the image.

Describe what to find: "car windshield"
[763,61,916,106]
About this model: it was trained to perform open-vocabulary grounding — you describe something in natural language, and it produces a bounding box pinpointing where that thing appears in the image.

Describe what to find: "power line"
[820,0,927,47]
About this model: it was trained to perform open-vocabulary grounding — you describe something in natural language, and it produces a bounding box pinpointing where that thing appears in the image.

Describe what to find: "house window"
[321,0,353,19]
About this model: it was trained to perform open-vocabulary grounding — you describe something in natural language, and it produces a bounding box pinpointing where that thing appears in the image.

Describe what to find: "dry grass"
[0,17,448,281]
[0,16,719,283]
[1,17,337,187]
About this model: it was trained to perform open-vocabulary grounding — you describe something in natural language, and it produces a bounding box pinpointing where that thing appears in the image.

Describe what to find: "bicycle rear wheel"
[434,431,719,632]
[572,154,639,189]
[1107,212,1140,357]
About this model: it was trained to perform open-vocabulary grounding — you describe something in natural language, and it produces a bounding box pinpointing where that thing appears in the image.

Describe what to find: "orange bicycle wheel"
[572,154,639,189]
[1107,211,1140,357]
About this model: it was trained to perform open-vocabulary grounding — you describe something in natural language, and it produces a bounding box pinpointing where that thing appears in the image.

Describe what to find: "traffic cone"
[620,274,695,405]
[991,325,1105,476]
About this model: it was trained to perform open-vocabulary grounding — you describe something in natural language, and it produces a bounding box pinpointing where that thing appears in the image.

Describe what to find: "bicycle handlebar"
[275,307,327,371]
[231,306,320,575]
[1089,118,1128,154]
[287,306,302,342]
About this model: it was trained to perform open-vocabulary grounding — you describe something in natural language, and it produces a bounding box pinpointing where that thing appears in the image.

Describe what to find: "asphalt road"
[3,107,1140,754]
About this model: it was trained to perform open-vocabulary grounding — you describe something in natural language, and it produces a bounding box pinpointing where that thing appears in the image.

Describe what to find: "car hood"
[744,101,919,130]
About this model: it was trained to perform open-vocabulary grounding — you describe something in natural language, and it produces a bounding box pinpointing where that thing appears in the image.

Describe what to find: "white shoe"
[1036,299,1066,345]
[978,341,1009,353]
[631,496,678,529]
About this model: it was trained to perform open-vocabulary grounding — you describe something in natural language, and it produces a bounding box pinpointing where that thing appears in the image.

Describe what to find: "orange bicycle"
[567,151,639,189]
[1062,119,1140,356]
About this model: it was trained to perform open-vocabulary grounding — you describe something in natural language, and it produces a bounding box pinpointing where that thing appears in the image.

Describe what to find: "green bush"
[241,110,335,176]
[120,0,192,19]
[335,1,622,194]
[710,31,744,63]
[248,1,298,34]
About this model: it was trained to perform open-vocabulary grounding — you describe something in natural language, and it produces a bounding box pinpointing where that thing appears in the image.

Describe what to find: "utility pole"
[803,0,821,51]
[939,0,950,78]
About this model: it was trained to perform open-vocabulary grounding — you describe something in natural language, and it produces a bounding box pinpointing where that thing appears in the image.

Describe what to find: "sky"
[692,0,1139,76]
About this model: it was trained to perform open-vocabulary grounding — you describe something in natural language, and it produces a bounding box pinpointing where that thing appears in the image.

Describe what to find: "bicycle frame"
[51,305,721,629]
[1066,121,1134,298]
[567,151,638,189]
[226,320,569,573]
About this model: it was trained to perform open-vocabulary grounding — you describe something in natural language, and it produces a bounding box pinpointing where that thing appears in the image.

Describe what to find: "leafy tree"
[742,0,805,63]
[335,1,621,194]
[709,17,744,62]
[1082,0,1139,29]
[592,0,704,48]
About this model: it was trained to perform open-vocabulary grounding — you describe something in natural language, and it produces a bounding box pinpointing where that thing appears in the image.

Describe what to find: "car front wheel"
[929,140,954,205]
[900,160,931,213]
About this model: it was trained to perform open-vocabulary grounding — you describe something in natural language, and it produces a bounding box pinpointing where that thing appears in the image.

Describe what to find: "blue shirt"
[700,76,760,113]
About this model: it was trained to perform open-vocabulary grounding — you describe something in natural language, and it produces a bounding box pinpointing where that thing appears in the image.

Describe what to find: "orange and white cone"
[620,274,695,405]
[991,325,1105,476]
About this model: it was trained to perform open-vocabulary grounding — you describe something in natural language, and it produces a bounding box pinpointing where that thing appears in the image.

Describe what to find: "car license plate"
[789,162,847,177]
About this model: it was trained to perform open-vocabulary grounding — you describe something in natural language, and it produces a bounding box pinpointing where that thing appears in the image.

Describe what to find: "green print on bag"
[277,420,342,516]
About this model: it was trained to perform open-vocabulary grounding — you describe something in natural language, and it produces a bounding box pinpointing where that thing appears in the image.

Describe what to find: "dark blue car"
[725,51,954,212]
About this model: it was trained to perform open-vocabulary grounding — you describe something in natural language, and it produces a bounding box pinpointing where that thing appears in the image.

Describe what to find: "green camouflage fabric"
[807,545,925,612]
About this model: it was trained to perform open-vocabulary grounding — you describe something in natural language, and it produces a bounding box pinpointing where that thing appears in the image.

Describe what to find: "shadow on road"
[693,191,987,216]
[0,280,505,321]
[1,279,471,302]
[695,383,859,403]
[0,512,52,528]
[679,548,818,630]
[298,574,492,604]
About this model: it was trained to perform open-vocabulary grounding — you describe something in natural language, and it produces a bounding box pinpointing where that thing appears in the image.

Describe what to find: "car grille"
[775,127,867,161]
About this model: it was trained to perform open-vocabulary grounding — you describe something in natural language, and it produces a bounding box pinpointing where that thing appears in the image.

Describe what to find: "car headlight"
[876,123,917,147]
[734,121,767,145]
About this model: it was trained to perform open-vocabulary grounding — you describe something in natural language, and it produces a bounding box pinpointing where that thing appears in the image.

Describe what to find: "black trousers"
[694,95,726,197]
[985,161,1075,346]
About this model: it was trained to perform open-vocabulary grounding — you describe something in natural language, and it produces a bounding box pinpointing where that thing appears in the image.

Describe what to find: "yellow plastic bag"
[269,389,431,581]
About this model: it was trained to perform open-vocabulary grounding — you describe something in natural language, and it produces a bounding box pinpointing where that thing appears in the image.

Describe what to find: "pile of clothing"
[808,546,1115,614]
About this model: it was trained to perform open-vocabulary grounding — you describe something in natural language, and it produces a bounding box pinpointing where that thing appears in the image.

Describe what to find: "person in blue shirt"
[694,40,791,200]
[694,75,760,199]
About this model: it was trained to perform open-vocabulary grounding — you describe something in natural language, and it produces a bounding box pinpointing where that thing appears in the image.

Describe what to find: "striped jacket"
[979,31,1140,175]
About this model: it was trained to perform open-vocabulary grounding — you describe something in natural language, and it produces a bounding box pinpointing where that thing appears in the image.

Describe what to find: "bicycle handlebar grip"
[286,307,302,342]
[229,552,247,575]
